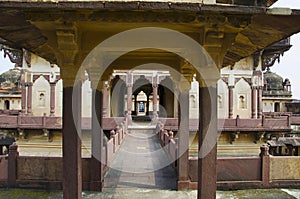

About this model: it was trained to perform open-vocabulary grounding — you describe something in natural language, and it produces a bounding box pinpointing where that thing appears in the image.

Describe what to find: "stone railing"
[0,121,128,190]
[156,122,178,169]
[159,116,292,132]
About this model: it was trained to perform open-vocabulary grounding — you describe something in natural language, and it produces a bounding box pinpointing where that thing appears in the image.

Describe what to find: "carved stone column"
[21,83,26,115]
[152,83,158,123]
[228,73,235,119]
[251,86,257,118]
[257,86,263,118]
[50,82,56,116]
[146,95,149,116]
[126,72,133,124]
[90,78,104,191]
[57,22,82,199]
[26,82,33,115]
[62,76,82,199]
[198,79,218,199]
[102,82,108,118]
[177,78,191,190]
[228,86,234,119]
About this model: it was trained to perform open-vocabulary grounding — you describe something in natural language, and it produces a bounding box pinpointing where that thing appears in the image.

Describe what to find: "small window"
[239,95,246,109]
[38,92,46,107]
[4,100,10,110]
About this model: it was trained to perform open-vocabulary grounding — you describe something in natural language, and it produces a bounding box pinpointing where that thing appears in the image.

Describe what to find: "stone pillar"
[90,80,104,191]
[146,95,149,116]
[50,82,56,116]
[260,144,270,186]
[134,94,137,115]
[8,143,18,187]
[152,83,158,122]
[62,77,82,199]
[102,83,108,117]
[21,83,26,115]
[26,82,33,115]
[126,73,133,124]
[177,79,190,190]
[228,86,234,118]
[198,80,218,199]
[251,87,257,118]
[257,86,263,118]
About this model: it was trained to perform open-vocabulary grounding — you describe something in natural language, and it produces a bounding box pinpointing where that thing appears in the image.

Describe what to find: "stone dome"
[263,69,284,90]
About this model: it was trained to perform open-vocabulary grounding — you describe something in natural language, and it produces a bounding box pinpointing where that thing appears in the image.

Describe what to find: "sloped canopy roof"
[0,2,299,69]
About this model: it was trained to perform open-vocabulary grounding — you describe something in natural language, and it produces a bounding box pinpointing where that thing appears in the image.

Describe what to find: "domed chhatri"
[264,68,284,91]
[263,68,292,99]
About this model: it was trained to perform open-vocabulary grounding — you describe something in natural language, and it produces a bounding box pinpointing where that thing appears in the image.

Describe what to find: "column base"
[178,180,191,190]
[89,181,104,192]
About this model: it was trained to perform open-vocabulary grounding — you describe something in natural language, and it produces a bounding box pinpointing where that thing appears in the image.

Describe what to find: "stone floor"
[104,128,177,190]
[0,188,299,199]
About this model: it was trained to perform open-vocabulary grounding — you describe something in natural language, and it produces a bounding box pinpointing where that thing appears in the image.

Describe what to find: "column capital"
[179,78,191,91]
[25,82,33,87]
[61,65,84,88]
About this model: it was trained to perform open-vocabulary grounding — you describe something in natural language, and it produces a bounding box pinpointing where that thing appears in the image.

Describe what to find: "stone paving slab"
[104,129,178,190]
[0,188,299,199]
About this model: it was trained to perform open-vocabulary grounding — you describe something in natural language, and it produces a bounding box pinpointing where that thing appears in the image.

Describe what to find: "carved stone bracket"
[262,52,281,71]
[0,45,22,67]
[229,132,240,144]
[254,132,265,144]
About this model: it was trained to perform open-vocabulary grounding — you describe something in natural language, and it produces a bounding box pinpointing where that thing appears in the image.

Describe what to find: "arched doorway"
[275,102,280,112]
[110,75,126,117]
[4,100,10,110]
[159,76,174,118]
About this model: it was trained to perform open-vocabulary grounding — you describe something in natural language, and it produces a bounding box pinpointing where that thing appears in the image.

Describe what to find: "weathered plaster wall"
[270,156,300,180]
[17,157,91,182]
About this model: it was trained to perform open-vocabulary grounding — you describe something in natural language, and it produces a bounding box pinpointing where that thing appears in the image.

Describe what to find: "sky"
[0,0,299,96]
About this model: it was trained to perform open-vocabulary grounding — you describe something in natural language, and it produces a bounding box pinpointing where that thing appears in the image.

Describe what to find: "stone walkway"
[104,128,177,190]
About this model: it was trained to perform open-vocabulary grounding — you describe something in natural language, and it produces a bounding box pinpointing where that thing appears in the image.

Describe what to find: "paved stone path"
[104,128,177,190]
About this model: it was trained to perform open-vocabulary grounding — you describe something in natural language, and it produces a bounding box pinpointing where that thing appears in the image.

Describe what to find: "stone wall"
[0,156,8,181]
[270,156,300,180]
[189,157,261,182]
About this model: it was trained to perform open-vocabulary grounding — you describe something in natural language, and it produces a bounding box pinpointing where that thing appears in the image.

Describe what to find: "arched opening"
[4,100,9,110]
[275,102,280,112]
[159,77,174,118]
[110,75,126,117]
[132,75,152,120]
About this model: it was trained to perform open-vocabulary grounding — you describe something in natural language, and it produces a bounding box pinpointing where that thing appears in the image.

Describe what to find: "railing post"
[236,115,240,127]
[116,126,121,145]
[260,144,270,187]
[8,143,19,187]
[110,130,116,153]
[43,113,46,128]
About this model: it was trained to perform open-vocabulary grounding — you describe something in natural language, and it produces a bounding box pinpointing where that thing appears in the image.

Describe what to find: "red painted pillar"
[8,143,19,187]
[177,89,190,190]
[228,86,234,119]
[126,73,133,124]
[63,80,82,199]
[152,83,158,122]
[21,83,26,115]
[198,80,217,199]
[27,82,33,115]
[102,83,108,118]
[251,86,257,118]
[50,82,56,116]
[90,81,104,191]
[257,86,263,118]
